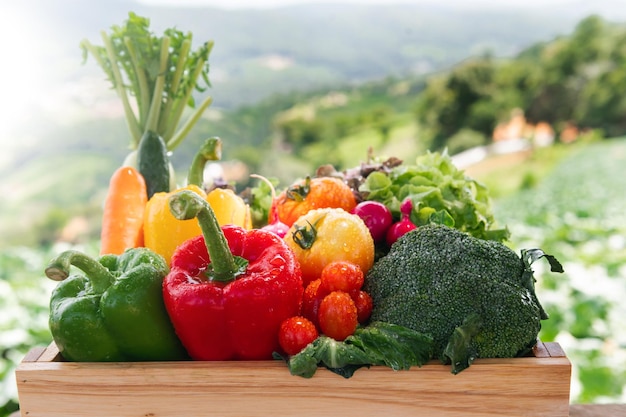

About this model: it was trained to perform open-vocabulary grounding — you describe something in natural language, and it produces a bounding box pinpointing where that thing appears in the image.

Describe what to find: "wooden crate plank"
[36,342,63,363]
[20,346,46,363]
[16,351,571,417]
[570,404,626,417]
[544,342,567,358]
[533,339,550,358]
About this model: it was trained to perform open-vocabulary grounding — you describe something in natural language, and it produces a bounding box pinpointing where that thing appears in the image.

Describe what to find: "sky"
[137,0,577,8]
[0,0,622,163]
[134,0,626,23]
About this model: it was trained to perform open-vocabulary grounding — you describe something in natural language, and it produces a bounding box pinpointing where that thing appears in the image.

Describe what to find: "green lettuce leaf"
[360,150,509,242]
[284,322,433,379]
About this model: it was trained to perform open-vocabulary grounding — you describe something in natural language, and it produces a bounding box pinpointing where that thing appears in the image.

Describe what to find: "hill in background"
[2,1,625,247]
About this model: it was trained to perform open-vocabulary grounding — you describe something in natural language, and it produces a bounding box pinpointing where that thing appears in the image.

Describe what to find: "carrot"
[100,166,148,255]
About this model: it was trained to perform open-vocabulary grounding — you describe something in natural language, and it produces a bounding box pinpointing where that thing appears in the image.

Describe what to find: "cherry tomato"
[351,201,393,242]
[318,291,358,341]
[278,316,319,356]
[284,208,375,287]
[320,261,364,294]
[301,279,328,329]
[352,290,373,324]
[271,176,357,227]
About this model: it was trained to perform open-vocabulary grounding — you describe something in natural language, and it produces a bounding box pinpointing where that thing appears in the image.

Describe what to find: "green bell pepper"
[45,247,188,361]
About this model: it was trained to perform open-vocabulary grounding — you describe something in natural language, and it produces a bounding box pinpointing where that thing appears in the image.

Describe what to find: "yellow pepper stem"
[187,137,222,187]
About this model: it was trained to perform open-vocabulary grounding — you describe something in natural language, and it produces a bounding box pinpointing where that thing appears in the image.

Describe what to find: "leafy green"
[80,12,214,150]
[441,314,481,374]
[246,176,280,228]
[348,322,434,371]
[360,150,509,242]
[284,322,433,378]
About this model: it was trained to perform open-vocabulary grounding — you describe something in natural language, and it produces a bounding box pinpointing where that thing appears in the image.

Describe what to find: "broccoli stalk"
[364,224,564,374]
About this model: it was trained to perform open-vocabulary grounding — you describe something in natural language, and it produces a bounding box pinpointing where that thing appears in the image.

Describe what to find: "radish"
[385,198,417,246]
[351,201,393,243]
[251,174,290,238]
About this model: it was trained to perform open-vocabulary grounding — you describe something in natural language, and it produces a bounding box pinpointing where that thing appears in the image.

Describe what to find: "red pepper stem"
[187,137,222,187]
[169,189,242,282]
[44,250,115,294]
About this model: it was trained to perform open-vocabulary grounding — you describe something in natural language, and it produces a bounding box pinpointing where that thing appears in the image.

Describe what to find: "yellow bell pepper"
[144,184,206,264]
[143,137,253,263]
[144,185,252,264]
[206,188,253,230]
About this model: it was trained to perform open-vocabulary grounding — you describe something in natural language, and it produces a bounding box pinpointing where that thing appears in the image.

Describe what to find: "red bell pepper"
[163,189,303,360]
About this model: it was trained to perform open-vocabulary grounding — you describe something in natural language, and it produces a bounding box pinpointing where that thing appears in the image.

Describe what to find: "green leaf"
[286,322,433,378]
[520,248,564,320]
[349,322,434,371]
[361,150,509,240]
[428,209,455,228]
[442,313,482,374]
[287,336,371,378]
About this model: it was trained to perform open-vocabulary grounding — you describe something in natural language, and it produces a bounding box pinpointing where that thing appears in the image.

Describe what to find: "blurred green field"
[487,137,626,404]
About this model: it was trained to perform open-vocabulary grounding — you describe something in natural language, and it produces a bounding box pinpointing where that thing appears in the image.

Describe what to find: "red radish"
[251,174,290,238]
[351,201,393,242]
[386,198,417,246]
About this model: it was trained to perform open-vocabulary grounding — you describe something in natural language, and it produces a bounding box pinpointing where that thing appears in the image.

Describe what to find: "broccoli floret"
[364,224,563,373]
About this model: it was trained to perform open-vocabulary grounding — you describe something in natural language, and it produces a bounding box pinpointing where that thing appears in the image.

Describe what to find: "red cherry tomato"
[318,291,358,341]
[278,316,319,356]
[320,261,364,294]
[301,279,328,329]
[353,290,373,324]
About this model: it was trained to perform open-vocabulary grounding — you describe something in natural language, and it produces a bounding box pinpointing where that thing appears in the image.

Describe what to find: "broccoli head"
[364,224,563,373]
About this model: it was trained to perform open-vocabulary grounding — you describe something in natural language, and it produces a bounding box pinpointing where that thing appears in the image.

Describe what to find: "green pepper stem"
[187,137,222,186]
[169,190,246,282]
[45,250,115,294]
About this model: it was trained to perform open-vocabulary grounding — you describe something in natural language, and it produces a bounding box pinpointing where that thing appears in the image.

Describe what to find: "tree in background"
[415,55,497,150]
[414,15,626,149]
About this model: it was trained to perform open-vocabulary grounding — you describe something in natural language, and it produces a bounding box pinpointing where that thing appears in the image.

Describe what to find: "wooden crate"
[15,340,571,417]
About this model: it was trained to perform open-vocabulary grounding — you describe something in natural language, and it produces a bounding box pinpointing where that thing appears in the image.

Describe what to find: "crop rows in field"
[493,137,626,403]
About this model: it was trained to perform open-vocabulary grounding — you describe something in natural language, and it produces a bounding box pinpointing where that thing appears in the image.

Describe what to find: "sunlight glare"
[0,5,48,152]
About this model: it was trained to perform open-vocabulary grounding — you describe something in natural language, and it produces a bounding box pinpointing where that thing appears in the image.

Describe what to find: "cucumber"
[137,130,170,199]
